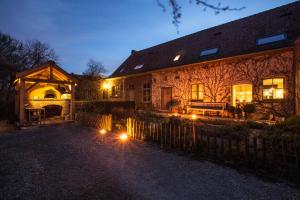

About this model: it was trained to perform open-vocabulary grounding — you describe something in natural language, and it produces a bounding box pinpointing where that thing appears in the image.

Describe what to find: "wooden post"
[70,84,75,120]
[19,79,25,126]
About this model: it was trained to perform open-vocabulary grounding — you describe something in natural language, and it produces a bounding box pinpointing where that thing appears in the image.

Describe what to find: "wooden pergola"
[15,61,76,126]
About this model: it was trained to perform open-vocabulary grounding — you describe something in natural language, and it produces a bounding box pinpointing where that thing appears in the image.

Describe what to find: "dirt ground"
[0,123,299,200]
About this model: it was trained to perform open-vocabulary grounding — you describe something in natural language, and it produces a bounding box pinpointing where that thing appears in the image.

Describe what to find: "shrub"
[234,107,242,114]
[243,104,256,114]
[166,99,181,111]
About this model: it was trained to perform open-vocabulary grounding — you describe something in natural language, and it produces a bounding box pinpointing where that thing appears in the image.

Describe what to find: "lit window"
[263,78,284,100]
[256,34,287,45]
[134,64,144,70]
[232,84,252,106]
[191,84,204,101]
[173,55,181,61]
[143,83,151,102]
[200,48,218,56]
[112,85,121,97]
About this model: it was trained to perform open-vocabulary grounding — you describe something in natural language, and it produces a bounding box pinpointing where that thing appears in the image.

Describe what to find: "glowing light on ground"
[191,114,197,120]
[119,133,128,141]
[99,129,106,135]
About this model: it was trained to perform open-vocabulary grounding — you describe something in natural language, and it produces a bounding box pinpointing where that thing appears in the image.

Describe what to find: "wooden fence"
[76,112,112,131]
[127,117,300,182]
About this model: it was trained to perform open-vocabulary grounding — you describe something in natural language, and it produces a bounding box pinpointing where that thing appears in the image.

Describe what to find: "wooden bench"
[186,102,227,116]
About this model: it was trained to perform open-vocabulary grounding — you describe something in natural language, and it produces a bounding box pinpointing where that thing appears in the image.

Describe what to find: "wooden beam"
[23,77,74,85]
[26,82,39,92]
[19,80,25,126]
[70,84,75,120]
[49,66,53,80]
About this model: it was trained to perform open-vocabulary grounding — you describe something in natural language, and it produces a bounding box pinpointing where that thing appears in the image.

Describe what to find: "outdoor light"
[99,129,106,135]
[102,82,111,90]
[174,113,178,117]
[191,114,197,120]
[119,133,128,141]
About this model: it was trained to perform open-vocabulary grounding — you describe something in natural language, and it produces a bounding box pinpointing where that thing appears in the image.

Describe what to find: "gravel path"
[0,123,299,200]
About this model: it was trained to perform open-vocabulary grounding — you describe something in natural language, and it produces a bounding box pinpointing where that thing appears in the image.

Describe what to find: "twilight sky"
[0,0,296,75]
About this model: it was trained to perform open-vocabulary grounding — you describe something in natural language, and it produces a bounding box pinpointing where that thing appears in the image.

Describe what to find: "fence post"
[262,138,266,164]
[183,126,187,152]
[253,137,258,164]
[295,140,299,170]
[245,136,250,163]
[178,125,181,149]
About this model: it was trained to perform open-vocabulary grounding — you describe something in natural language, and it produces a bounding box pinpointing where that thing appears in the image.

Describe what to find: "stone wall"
[152,49,295,117]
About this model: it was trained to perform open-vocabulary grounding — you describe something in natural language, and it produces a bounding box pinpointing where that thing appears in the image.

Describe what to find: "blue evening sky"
[0,0,296,75]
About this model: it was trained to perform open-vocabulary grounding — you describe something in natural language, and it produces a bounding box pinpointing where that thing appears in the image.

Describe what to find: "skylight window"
[200,48,219,56]
[119,68,125,73]
[134,64,144,70]
[256,34,287,45]
[173,55,181,61]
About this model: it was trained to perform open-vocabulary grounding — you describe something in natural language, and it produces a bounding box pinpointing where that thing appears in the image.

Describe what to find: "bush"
[234,107,242,114]
[166,99,181,111]
[226,105,235,114]
[243,104,256,114]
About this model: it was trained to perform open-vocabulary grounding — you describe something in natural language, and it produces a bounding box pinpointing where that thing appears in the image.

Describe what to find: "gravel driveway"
[0,123,299,200]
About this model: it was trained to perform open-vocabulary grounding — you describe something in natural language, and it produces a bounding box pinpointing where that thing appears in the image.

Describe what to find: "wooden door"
[129,90,135,101]
[161,87,172,110]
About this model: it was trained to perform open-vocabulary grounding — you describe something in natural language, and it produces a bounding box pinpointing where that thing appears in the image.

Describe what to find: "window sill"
[262,99,284,103]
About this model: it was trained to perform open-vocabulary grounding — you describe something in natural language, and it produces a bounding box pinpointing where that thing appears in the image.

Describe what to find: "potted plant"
[243,103,256,119]
[234,107,243,119]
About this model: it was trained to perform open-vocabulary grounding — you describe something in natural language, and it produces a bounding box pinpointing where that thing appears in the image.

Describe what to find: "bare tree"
[157,0,245,29]
[0,32,59,119]
[22,40,58,68]
[83,59,107,77]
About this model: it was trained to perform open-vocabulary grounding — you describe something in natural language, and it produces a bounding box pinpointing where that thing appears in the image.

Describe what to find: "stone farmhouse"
[100,2,300,119]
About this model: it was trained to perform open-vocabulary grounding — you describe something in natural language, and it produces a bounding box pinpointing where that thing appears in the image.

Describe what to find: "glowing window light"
[134,64,144,70]
[173,55,181,61]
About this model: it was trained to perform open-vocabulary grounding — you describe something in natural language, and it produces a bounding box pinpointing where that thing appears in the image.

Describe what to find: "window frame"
[111,84,121,98]
[262,77,285,101]
[143,83,151,103]
[191,83,204,101]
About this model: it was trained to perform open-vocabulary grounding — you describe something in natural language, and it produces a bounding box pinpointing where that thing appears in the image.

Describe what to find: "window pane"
[192,84,197,92]
[273,78,283,89]
[263,79,272,86]
[274,89,284,99]
[192,92,198,100]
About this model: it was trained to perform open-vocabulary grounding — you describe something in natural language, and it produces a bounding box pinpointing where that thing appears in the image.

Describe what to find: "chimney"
[131,50,136,54]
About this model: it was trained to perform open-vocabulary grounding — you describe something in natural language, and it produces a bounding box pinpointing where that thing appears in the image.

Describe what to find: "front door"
[161,87,172,110]
[129,90,135,101]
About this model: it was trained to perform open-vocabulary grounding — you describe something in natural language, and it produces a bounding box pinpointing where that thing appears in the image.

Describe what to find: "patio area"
[0,123,299,200]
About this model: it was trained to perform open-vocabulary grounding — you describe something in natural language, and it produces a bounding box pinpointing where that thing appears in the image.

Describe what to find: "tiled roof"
[111,1,300,78]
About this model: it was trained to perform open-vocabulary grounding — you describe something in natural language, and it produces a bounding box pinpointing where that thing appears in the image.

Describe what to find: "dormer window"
[200,48,219,56]
[256,34,287,45]
[134,64,144,70]
[173,55,181,61]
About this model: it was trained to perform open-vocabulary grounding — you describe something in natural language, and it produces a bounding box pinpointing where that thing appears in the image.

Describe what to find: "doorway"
[161,87,172,110]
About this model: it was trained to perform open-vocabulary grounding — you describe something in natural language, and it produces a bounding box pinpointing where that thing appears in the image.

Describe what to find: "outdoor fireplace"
[43,105,63,118]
